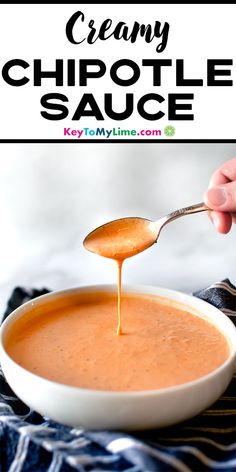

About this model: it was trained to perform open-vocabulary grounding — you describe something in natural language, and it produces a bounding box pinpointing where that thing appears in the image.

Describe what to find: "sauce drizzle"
[83,217,158,335]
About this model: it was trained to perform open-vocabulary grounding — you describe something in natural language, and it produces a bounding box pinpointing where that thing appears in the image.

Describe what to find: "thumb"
[204,182,236,212]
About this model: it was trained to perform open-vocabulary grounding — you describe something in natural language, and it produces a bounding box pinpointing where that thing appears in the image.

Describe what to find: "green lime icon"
[164,125,176,137]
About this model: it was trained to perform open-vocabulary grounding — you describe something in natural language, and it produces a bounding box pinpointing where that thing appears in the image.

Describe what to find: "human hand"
[204,157,236,234]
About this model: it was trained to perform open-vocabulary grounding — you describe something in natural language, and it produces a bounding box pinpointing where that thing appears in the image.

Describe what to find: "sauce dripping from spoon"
[83,217,158,335]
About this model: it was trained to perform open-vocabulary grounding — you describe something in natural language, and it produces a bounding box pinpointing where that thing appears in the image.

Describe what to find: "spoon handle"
[161,202,209,226]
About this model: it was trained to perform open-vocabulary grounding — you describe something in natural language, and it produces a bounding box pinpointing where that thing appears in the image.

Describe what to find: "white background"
[0,143,235,318]
[0,4,236,139]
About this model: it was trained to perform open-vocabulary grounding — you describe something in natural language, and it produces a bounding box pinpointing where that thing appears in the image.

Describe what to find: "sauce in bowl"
[5,291,229,392]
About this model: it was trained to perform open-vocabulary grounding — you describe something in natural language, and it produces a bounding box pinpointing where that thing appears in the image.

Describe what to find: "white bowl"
[0,284,236,431]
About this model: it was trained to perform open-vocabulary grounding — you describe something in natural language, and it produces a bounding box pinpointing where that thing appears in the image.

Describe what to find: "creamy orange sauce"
[6,292,229,392]
[84,217,158,334]
[117,260,123,335]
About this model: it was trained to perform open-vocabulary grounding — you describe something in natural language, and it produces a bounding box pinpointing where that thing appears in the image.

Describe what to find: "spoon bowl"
[83,203,209,261]
[83,217,157,260]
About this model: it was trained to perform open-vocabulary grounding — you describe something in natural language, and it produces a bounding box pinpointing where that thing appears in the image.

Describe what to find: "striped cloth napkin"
[0,280,236,472]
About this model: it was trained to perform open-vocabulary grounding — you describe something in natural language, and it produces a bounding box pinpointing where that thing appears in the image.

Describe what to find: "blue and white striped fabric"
[1,281,236,472]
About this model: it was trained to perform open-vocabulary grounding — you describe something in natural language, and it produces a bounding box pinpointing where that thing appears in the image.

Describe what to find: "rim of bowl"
[0,283,236,399]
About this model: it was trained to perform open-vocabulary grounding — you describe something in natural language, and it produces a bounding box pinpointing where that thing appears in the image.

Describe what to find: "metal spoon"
[153,202,208,237]
[83,202,209,260]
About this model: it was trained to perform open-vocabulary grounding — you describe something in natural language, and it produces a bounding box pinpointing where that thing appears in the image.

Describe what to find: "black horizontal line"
[4,2,227,4]
[1,139,236,144]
